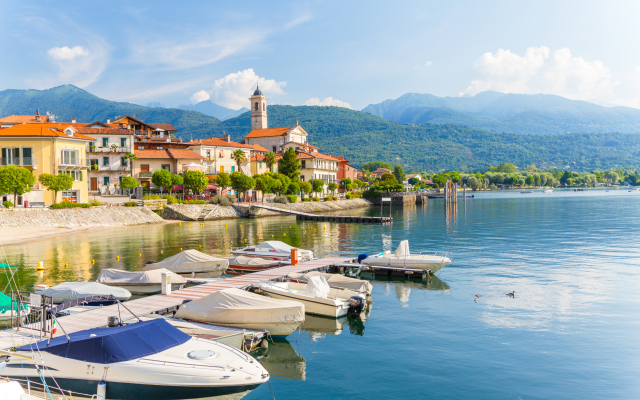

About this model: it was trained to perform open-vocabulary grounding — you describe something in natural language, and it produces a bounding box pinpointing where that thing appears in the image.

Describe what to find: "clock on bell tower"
[249,84,268,130]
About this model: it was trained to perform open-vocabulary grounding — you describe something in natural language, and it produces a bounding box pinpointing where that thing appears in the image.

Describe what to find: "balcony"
[88,146,130,153]
[0,157,38,168]
[90,164,131,172]
[58,159,90,169]
[138,171,153,178]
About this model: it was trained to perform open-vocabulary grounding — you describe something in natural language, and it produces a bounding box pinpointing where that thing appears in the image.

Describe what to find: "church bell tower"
[249,84,268,130]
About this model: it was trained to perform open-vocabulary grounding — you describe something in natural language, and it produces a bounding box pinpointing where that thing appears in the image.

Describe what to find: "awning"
[207,185,217,190]
[172,185,183,191]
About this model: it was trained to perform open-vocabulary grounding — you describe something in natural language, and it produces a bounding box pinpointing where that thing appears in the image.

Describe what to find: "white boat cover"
[395,240,410,257]
[174,288,305,324]
[305,276,330,298]
[37,282,131,303]
[227,256,280,267]
[97,268,187,285]
[253,241,296,254]
[143,250,229,274]
[289,272,373,294]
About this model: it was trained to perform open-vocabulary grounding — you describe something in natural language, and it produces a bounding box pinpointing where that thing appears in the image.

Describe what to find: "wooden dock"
[252,204,392,223]
[0,257,357,349]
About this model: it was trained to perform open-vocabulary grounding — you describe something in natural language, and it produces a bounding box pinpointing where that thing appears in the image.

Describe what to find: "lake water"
[2,188,640,399]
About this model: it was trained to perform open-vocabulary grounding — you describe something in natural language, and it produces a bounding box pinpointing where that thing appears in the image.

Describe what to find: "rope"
[35,364,54,400]
[266,377,276,400]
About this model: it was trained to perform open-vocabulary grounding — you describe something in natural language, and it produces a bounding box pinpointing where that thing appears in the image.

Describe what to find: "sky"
[2,0,640,110]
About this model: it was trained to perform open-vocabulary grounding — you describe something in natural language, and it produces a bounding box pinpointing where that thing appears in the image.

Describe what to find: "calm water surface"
[1,188,639,399]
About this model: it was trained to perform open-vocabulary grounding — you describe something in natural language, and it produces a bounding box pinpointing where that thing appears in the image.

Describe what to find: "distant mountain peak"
[178,100,248,121]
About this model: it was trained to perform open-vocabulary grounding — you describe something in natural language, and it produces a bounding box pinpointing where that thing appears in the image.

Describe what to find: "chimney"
[107,118,111,124]
[35,115,40,122]
[72,118,76,123]
[223,134,230,142]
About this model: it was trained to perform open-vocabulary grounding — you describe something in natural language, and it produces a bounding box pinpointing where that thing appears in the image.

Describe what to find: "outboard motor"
[357,254,368,264]
[347,296,365,318]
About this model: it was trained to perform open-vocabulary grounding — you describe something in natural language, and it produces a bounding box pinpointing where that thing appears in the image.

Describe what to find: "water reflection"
[362,272,451,292]
[253,338,306,381]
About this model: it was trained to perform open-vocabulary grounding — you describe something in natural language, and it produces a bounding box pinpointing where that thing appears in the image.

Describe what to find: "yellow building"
[0,124,94,205]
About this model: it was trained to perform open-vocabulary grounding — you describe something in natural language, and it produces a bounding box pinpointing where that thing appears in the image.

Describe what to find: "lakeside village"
[0,85,635,210]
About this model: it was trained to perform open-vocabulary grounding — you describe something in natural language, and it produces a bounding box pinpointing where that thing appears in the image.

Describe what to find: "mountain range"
[177,100,248,121]
[1,85,639,171]
[362,92,640,135]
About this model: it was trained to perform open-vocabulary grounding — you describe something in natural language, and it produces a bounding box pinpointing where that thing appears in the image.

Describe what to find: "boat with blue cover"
[1,319,269,399]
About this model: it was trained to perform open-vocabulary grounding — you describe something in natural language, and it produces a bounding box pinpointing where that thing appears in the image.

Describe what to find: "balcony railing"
[0,157,38,167]
[58,159,90,169]
[88,146,130,153]
[138,171,153,178]
[98,165,131,171]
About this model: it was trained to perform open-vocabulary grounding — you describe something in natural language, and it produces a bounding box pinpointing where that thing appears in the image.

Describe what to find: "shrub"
[273,195,289,204]
[50,200,93,209]
[182,200,207,204]
[302,198,311,202]
[124,202,138,207]
[285,195,297,203]
[2,201,13,208]
[77,203,92,208]
[225,194,236,204]
[333,196,338,201]
[162,195,177,205]
[312,197,320,202]
[88,199,101,207]
[143,195,161,200]
[209,195,231,206]
[324,196,331,201]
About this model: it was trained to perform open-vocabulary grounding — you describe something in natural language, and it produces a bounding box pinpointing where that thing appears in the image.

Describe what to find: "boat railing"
[416,251,450,258]
[137,358,226,370]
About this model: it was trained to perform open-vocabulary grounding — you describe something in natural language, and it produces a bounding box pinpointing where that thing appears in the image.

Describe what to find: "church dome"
[253,84,263,96]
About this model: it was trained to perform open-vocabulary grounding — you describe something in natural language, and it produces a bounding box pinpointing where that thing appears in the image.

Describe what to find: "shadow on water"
[252,338,306,381]
[360,272,451,291]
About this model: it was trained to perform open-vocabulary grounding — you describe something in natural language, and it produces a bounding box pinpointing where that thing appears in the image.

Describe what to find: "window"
[137,146,144,150]
[259,162,263,168]
[61,191,77,203]
[263,103,265,111]
[69,171,82,181]
[231,166,235,172]
[272,146,276,152]
[61,149,78,165]
[161,164,170,171]
[157,146,163,150]
[300,175,305,181]
[102,138,109,147]
[22,148,32,165]
[120,138,127,147]
[141,164,150,172]
[1,148,18,165]
[301,160,306,169]
[103,157,109,166]
[119,176,123,184]
[121,157,127,166]
[90,159,99,170]
[103,176,110,186]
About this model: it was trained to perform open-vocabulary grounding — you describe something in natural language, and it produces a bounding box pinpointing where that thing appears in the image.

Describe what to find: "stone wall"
[0,207,164,228]
[142,199,167,211]
[163,204,241,221]
[262,198,372,213]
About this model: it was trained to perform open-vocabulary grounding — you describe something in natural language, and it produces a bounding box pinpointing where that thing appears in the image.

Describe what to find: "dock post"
[161,272,171,295]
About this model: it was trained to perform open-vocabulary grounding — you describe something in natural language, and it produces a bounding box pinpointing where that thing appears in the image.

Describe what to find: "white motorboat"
[231,241,313,261]
[544,189,553,193]
[143,250,229,275]
[226,256,282,275]
[361,240,451,273]
[288,271,373,296]
[36,282,131,305]
[0,378,53,400]
[96,268,187,294]
[4,319,269,400]
[175,288,305,337]
[253,276,364,318]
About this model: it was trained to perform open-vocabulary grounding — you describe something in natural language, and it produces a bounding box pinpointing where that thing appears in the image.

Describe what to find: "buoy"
[161,250,163,254]
[91,259,95,264]
[245,239,247,242]
[283,233,286,236]
[324,226,326,231]
[199,245,202,248]
[139,253,142,257]
[97,380,106,400]
[189,222,191,225]
[37,261,44,270]
[65,263,68,268]
[179,222,181,226]
[272,235,274,237]
[225,223,228,228]
[180,248,182,251]
[116,256,119,261]
[289,226,291,228]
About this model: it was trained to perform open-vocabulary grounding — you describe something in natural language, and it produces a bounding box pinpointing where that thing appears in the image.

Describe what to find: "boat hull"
[258,288,347,318]
[361,258,450,273]
[213,321,301,336]
[226,264,280,275]
[103,283,184,295]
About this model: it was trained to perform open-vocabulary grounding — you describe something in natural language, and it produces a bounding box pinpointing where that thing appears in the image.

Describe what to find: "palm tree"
[264,152,277,173]
[123,152,139,177]
[231,149,246,173]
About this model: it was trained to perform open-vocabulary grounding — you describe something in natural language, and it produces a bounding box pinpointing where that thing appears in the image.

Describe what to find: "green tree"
[120,176,138,191]
[309,179,325,197]
[380,173,398,185]
[122,152,138,177]
[352,179,364,189]
[299,181,312,198]
[169,174,183,195]
[230,171,255,199]
[151,169,172,195]
[278,147,300,181]
[255,174,276,202]
[467,176,480,190]
[231,149,247,173]
[274,174,291,195]
[328,182,339,195]
[525,175,534,186]
[264,152,277,173]
[408,177,420,186]
[340,178,351,191]
[288,181,300,195]
[0,166,35,206]
[183,170,208,194]
[360,161,393,172]
[214,172,231,191]
[393,164,406,183]
[38,173,72,204]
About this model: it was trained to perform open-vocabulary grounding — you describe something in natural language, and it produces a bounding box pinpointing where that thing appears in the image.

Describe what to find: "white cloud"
[305,97,353,109]
[47,46,87,60]
[209,69,286,109]
[285,13,311,29]
[463,46,618,102]
[190,90,210,104]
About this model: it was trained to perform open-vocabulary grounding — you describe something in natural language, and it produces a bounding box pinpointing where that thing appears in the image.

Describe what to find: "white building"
[187,135,253,175]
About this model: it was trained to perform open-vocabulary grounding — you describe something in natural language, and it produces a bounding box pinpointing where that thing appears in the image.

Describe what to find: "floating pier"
[251,204,392,223]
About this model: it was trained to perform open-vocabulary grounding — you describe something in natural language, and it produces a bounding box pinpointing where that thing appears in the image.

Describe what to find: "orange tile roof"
[296,150,341,161]
[135,149,204,159]
[246,144,270,152]
[251,154,265,161]
[0,115,51,124]
[186,137,253,148]
[76,127,133,135]
[245,127,291,138]
[149,123,177,131]
[0,123,95,140]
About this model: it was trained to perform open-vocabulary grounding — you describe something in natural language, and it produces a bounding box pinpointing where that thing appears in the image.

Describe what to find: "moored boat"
[175,288,305,336]
[225,256,281,275]
[143,250,229,275]
[288,271,373,296]
[36,282,131,305]
[232,241,313,261]
[360,240,451,273]
[96,268,187,294]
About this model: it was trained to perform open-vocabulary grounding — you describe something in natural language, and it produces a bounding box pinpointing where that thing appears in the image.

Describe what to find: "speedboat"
[4,319,269,400]
[175,288,305,337]
[143,250,229,275]
[360,240,451,273]
[96,268,187,294]
[36,282,131,305]
[288,271,373,296]
[231,241,313,261]
[253,276,364,318]
[225,256,281,275]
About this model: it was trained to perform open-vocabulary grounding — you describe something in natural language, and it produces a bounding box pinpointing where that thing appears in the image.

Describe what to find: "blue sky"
[2,0,640,110]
